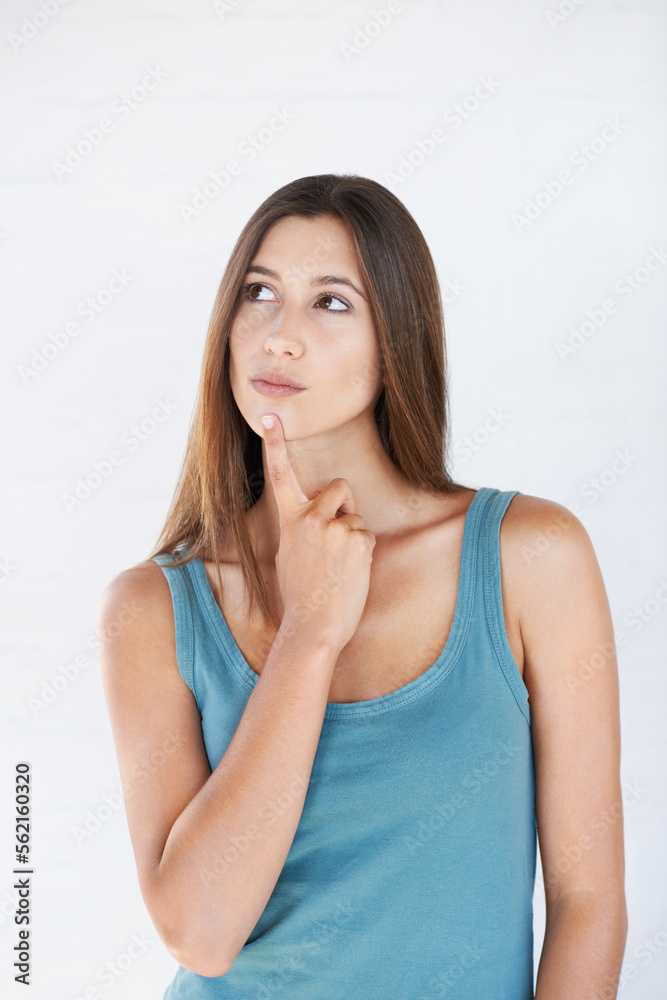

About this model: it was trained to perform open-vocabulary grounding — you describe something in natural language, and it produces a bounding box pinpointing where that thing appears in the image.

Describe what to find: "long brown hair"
[149,172,468,631]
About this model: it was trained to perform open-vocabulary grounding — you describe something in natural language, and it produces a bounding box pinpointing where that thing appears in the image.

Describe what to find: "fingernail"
[261,415,274,429]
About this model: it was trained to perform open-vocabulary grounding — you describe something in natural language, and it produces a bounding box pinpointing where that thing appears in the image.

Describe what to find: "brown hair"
[149,172,467,631]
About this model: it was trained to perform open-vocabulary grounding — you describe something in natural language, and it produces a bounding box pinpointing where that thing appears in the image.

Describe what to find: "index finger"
[261,413,308,517]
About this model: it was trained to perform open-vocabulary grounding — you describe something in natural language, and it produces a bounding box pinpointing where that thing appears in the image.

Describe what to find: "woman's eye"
[242,283,349,312]
[315,293,348,312]
[244,282,275,302]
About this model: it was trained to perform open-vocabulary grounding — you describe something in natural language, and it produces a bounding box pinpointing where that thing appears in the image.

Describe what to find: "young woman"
[99,173,627,999]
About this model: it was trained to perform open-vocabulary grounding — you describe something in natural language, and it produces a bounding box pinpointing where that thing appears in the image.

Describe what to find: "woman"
[99,173,627,999]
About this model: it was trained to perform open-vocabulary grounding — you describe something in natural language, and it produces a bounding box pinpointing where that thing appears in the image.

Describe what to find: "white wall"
[1,0,665,996]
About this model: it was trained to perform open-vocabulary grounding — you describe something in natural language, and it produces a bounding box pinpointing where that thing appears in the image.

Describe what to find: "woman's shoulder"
[499,491,593,563]
[97,557,178,642]
[497,491,601,616]
[101,556,170,595]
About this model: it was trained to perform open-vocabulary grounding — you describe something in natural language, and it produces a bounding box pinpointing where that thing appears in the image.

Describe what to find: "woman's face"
[229,214,383,442]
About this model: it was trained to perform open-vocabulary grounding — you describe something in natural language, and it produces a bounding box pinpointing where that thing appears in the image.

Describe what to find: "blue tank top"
[153,486,537,999]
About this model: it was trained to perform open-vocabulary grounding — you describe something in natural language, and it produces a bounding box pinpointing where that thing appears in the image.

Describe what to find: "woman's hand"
[261,413,376,654]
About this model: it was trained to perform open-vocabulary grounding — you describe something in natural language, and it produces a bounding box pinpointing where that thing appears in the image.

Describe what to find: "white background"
[1,0,666,997]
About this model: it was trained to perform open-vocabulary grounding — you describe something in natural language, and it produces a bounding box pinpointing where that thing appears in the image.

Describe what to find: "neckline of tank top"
[182,486,496,721]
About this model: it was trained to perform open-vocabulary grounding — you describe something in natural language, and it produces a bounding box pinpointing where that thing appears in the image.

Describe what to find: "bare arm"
[99,564,337,979]
[100,415,374,979]
[501,496,628,999]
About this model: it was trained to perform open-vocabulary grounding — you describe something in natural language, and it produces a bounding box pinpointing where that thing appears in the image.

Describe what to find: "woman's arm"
[98,562,338,979]
[501,496,628,1000]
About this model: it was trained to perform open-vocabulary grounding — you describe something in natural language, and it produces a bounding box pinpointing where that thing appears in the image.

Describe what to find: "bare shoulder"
[97,560,178,692]
[100,557,169,594]
[498,493,611,665]
[500,492,598,576]
[97,559,178,670]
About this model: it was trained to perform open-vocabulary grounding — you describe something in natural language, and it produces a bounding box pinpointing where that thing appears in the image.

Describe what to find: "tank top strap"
[466,487,530,724]
[152,550,198,704]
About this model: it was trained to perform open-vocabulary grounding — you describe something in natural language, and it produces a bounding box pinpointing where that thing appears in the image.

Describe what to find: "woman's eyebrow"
[245,264,366,301]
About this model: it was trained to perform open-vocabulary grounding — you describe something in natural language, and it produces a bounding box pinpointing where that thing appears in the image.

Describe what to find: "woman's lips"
[250,379,306,397]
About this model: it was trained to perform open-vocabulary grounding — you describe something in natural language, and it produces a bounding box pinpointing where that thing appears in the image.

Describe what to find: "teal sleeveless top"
[153,487,537,999]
